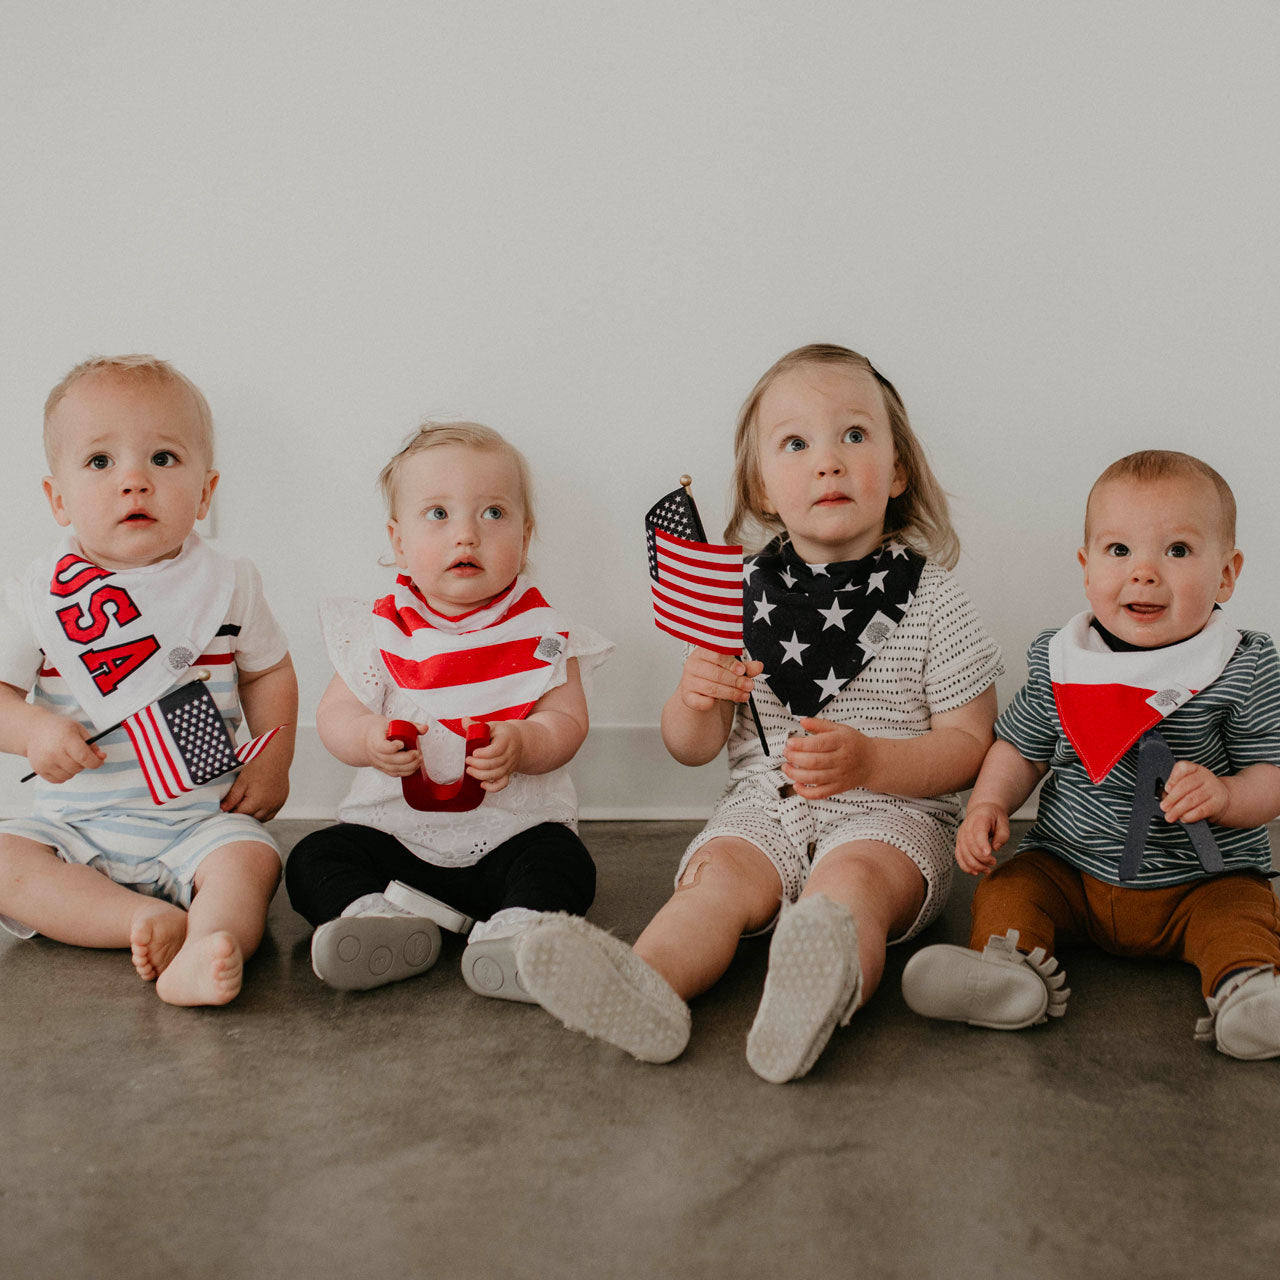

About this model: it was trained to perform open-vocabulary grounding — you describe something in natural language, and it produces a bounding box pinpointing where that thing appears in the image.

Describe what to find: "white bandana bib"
[24,534,236,730]
[371,574,569,733]
[1048,610,1240,783]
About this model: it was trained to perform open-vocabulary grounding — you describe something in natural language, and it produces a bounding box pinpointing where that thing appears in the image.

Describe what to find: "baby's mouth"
[448,558,481,572]
[122,512,155,524]
[1124,603,1165,617]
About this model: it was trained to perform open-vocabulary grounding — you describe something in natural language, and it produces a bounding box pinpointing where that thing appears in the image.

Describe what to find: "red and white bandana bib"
[371,575,569,735]
[23,534,235,730]
[1048,610,1240,783]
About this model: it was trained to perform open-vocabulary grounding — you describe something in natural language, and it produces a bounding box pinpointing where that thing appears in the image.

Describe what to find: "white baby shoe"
[1195,966,1280,1060]
[460,907,547,1003]
[310,890,442,991]
[515,914,691,1063]
[901,929,1069,1030]
[745,895,863,1084]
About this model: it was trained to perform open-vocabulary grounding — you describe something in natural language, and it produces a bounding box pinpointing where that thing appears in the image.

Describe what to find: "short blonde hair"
[724,344,959,567]
[378,421,536,537]
[1085,450,1237,546]
[43,355,215,467]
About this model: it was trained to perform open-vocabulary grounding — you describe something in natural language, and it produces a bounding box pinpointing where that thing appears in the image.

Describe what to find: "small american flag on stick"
[645,484,744,655]
[645,478,769,755]
[122,680,281,806]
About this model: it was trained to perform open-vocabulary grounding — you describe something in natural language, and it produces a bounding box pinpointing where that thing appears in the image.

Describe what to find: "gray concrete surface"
[3,820,1278,1280]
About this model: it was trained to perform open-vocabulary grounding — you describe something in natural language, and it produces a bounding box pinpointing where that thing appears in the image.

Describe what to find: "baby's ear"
[42,476,72,528]
[1217,548,1244,602]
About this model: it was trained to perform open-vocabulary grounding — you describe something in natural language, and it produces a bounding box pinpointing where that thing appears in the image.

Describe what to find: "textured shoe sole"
[461,935,536,1003]
[311,916,442,991]
[746,896,861,1084]
[901,943,1048,1029]
[516,915,690,1064]
[1215,980,1280,1060]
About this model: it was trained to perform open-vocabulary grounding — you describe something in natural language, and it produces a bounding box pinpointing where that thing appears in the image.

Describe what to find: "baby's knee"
[678,841,781,921]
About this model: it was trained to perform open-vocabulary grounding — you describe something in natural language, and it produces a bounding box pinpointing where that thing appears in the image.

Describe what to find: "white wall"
[2,1,1277,817]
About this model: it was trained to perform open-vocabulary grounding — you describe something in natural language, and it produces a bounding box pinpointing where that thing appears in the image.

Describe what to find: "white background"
[2,1,1277,815]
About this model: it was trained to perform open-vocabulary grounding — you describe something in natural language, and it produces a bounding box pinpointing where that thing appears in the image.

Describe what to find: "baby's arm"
[221,653,299,821]
[0,681,105,781]
[466,659,590,793]
[954,739,1048,876]
[1160,760,1280,829]
[783,685,998,803]
[661,648,764,766]
[315,673,426,776]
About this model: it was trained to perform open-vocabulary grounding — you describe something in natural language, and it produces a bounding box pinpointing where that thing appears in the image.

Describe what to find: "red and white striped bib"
[371,575,569,735]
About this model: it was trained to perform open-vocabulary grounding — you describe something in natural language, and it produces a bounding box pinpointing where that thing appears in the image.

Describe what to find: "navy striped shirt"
[997,626,1280,886]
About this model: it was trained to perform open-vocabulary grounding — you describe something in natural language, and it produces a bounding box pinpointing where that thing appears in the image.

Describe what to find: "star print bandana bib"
[1048,610,1240,783]
[371,574,569,734]
[23,534,236,730]
[742,540,925,718]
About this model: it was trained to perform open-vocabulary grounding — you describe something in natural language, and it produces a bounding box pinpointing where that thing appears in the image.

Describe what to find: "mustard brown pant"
[969,849,1280,997]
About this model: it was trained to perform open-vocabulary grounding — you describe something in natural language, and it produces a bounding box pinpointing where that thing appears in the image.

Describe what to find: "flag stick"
[19,668,215,784]
[679,476,770,757]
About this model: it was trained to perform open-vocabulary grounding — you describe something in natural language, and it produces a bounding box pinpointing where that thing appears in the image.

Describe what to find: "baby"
[0,356,297,1005]
[904,450,1280,1058]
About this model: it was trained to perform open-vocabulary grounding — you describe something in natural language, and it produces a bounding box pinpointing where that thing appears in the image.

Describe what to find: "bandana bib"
[743,540,925,718]
[371,574,569,733]
[1048,610,1240,783]
[23,534,236,730]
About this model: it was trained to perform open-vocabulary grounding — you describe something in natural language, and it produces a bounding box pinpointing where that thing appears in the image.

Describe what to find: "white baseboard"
[0,725,732,822]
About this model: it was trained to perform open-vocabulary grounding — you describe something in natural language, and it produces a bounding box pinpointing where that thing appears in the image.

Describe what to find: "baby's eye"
[481,506,505,521]
[151,450,178,467]
[1104,543,1129,558]
[781,437,807,453]
[1166,543,1189,559]
[842,426,866,444]
[426,506,448,521]
[87,454,112,470]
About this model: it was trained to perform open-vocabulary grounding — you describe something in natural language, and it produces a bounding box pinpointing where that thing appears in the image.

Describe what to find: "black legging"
[285,821,596,928]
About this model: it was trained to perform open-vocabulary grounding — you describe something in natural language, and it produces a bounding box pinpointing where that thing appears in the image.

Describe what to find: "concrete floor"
[3,820,1279,1280]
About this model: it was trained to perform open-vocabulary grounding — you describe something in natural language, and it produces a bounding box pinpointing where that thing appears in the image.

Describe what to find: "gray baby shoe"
[1195,966,1280,1060]
[901,929,1069,1029]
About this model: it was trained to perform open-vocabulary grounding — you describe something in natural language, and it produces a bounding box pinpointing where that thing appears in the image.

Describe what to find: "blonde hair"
[378,420,536,537]
[1085,450,1236,546]
[43,355,215,466]
[724,344,959,567]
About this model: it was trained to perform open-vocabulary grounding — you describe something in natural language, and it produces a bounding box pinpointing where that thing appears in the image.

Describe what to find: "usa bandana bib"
[1048,610,1240,783]
[371,574,569,734]
[23,534,236,730]
[743,539,925,718]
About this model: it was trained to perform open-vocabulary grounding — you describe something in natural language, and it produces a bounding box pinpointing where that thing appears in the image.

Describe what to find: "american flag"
[645,486,744,657]
[122,680,281,805]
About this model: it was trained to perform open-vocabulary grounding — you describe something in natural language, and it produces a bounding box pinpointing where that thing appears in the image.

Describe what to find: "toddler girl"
[517,344,1002,1081]
[286,423,612,994]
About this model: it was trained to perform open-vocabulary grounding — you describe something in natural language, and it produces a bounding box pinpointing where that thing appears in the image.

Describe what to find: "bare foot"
[155,931,244,1007]
[130,903,189,981]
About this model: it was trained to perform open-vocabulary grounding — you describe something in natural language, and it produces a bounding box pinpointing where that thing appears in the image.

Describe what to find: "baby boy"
[903,450,1280,1058]
[0,356,297,1005]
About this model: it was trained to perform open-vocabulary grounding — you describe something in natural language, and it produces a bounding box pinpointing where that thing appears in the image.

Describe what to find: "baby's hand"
[367,719,428,777]
[221,748,290,822]
[955,802,1008,876]
[1161,761,1230,825]
[26,713,106,783]
[466,721,522,793]
[782,718,875,800]
[678,649,762,713]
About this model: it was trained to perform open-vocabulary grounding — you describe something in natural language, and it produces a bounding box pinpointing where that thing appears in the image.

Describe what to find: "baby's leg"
[745,840,919,1082]
[516,838,780,1063]
[801,838,925,1002]
[634,836,783,1000]
[155,841,280,1007]
[0,834,186,969]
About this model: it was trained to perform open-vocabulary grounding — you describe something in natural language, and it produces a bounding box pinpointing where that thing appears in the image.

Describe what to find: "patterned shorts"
[0,808,281,938]
[677,773,957,942]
